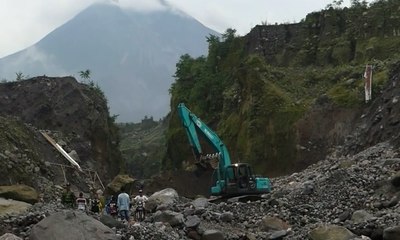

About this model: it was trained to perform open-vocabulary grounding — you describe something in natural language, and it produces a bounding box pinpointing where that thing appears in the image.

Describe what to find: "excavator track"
[209,194,265,204]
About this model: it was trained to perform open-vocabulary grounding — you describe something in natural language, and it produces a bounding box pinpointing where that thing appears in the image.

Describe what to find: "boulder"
[0,233,22,240]
[351,210,373,224]
[192,197,209,209]
[0,185,38,204]
[106,174,135,195]
[269,230,288,240]
[309,224,356,240]
[184,215,201,228]
[383,226,400,240]
[259,216,290,232]
[29,210,118,240]
[187,230,201,240]
[201,229,224,240]
[146,188,179,212]
[391,172,400,188]
[219,212,234,223]
[0,197,31,217]
[68,150,81,163]
[153,210,184,227]
[99,214,124,229]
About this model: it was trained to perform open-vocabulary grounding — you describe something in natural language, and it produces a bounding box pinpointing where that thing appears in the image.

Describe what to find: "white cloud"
[0,0,97,57]
[111,0,168,12]
[0,45,68,79]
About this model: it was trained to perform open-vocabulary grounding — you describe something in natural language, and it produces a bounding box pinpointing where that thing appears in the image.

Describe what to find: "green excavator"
[178,103,271,197]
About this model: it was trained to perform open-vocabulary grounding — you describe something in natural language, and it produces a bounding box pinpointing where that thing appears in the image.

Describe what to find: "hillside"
[0,2,220,122]
[0,76,122,190]
[118,117,167,179]
[164,0,400,179]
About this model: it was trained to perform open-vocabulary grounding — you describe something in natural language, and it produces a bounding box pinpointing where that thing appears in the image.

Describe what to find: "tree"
[222,28,237,42]
[15,72,25,81]
[79,69,91,81]
[350,0,368,8]
[206,34,221,72]
[326,0,344,9]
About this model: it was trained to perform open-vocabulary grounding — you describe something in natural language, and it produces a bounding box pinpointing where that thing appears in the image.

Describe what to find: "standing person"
[76,192,87,212]
[133,189,148,220]
[61,183,76,208]
[90,195,101,214]
[117,186,130,222]
[97,189,105,214]
[106,195,118,218]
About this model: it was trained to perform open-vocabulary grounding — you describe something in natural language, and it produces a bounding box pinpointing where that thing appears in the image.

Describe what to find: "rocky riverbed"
[1,141,400,240]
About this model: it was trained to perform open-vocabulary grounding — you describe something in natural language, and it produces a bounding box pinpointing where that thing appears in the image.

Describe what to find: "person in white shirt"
[133,189,148,219]
[76,192,87,212]
[117,187,131,222]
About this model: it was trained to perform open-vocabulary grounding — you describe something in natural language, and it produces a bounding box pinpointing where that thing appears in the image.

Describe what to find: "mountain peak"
[0,2,219,122]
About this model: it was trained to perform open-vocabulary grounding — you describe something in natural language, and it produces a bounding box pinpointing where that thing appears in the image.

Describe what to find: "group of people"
[115,187,148,222]
[61,183,148,222]
[61,183,105,213]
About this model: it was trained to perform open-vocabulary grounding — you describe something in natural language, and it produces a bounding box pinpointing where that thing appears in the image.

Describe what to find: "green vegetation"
[118,117,167,179]
[15,72,27,81]
[79,69,91,81]
[164,0,400,176]
[79,70,108,103]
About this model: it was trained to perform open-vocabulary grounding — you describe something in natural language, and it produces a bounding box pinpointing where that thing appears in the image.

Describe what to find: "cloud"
[0,46,68,79]
[0,0,97,58]
[110,0,168,12]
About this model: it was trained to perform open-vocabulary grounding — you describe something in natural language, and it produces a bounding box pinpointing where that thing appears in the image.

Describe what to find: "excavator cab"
[211,163,270,196]
[224,163,256,195]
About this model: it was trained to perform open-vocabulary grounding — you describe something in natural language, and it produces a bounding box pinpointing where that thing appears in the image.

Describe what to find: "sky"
[0,0,361,58]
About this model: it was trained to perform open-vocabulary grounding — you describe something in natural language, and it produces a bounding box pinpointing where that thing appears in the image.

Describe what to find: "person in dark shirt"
[61,183,76,208]
[90,196,101,213]
[106,195,118,218]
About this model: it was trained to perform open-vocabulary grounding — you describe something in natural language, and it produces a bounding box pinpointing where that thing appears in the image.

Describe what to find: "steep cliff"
[246,0,400,66]
[164,0,400,179]
[0,76,122,189]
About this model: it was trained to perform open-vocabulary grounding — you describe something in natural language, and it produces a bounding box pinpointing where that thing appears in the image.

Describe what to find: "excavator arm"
[178,103,231,172]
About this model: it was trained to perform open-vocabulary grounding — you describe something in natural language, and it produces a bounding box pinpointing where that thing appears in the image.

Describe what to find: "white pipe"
[55,143,83,172]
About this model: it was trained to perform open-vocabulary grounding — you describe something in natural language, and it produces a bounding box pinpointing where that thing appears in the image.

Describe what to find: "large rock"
[0,233,22,240]
[0,197,31,217]
[219,212,234,223]
[153,210,184,227]
[184,215,201,229]
[146,188,179,212]
[391,172,400,187]
[383,226,400,240]
[106,174,135,195]
[259,216,290,232]
[201,229,224,240]
[29,210,118,240]
[99,214,124,229]
[192,197,209,209]
[351,210,373,224]
[0,185,38,204]
[309,224,356,240]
